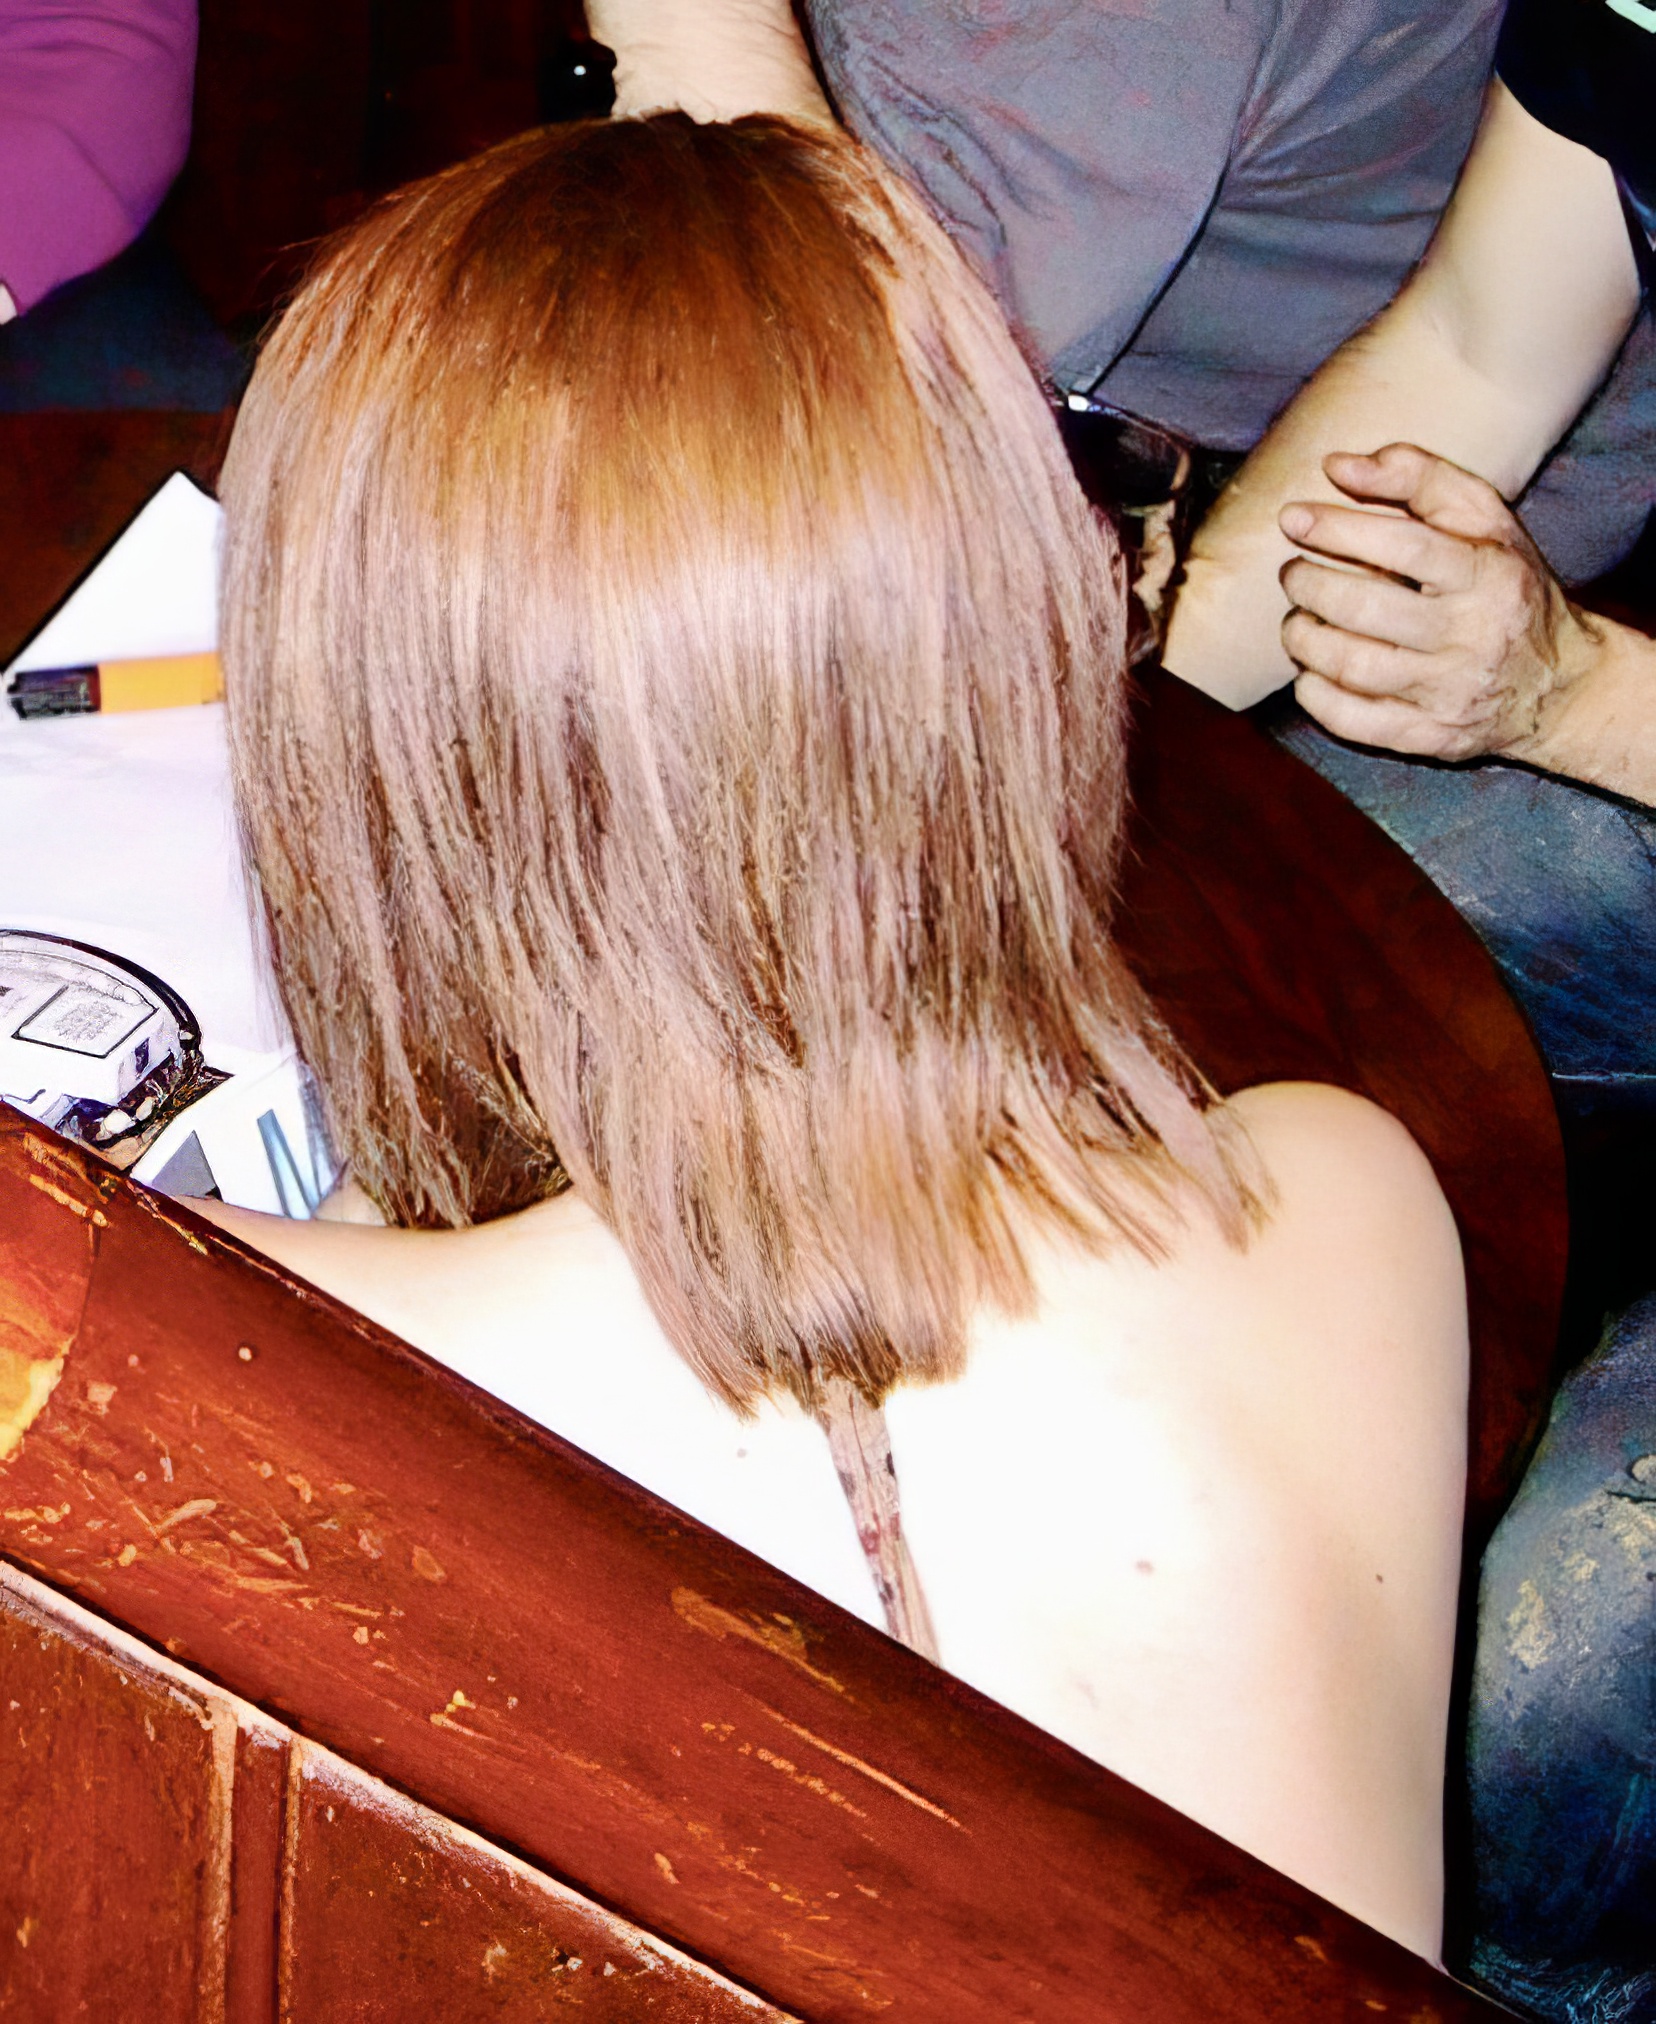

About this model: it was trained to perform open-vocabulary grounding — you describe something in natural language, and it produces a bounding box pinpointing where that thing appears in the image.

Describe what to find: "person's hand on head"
[586,0,833,127]
[1278,443,1603,766]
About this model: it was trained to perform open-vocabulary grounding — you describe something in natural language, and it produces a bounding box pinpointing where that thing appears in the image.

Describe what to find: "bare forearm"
[1166,83,1639,710]
[586,0,832,124]
[1164,302,1565,706]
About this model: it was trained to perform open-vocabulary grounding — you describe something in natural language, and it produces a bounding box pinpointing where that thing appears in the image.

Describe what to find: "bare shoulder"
[191,1191,362,1258]
[1224,1076,1435,1167]
[1208,1079,1467,1488]
[1161,1082,1469,1517]
[186,1193,435,1324]
[1222,1080,1459,1270]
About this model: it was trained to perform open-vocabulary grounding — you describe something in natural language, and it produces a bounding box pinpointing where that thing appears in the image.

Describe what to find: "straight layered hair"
[221,114,1256,1412]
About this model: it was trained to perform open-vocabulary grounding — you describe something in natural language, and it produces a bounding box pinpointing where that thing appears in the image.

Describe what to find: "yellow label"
[99,652,224,712]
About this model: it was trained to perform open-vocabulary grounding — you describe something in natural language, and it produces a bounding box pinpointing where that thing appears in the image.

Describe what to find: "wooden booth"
[0,415,1564,2017]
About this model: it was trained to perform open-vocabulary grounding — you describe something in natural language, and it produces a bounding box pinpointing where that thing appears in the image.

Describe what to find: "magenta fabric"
[0,0,195,313]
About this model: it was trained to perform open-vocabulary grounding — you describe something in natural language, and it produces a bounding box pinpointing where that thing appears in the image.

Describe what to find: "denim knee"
[1468,1296,1656,2020]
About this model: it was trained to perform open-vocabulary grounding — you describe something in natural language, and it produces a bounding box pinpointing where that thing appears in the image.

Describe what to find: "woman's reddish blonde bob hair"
[221,114,1252,1411]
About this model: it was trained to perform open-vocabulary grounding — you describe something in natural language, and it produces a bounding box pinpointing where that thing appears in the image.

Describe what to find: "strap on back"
[814,1378,939,1661]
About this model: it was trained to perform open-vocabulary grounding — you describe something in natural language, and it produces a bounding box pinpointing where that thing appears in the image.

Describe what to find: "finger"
[1281,555,1447,652]
[1278,508,1475,597]
[1294,671,1482,760]
[1281,608,1432,699]
[1319,444,1516,544]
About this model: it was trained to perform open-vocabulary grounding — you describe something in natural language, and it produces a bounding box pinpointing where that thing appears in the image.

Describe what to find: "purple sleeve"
[0,0,197,313]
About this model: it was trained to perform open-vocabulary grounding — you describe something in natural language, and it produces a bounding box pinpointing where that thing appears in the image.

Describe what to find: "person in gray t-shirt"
[590,0,1651,582]
[806,0,1500,456]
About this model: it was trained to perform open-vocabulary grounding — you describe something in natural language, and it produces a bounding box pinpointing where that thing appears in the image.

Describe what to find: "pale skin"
[197,1082,1468,1960]
[585,0,831,126]
[1165,84,1654,803]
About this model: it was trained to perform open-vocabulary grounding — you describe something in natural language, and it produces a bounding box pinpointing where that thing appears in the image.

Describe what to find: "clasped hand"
[1278,444,1600,765]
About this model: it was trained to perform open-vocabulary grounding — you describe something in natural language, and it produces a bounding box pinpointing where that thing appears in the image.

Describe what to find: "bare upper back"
[196,1080,1466,1955]
[883,1081,1466,1952]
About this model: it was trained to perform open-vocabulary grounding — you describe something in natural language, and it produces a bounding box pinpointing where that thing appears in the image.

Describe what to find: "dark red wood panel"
[281,1743,785,2020]
[0,1562,776,2024]
[0,1114,1509,2022]
[160,0,593,325]
[229,1723,288,2024]
[161,0,376,325]
[1119,666,1567,1536]
[0,1567,230,2020]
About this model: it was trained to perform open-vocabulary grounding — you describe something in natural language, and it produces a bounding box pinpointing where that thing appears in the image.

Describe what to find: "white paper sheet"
[5,471,222,676]
[0,700,284,1057]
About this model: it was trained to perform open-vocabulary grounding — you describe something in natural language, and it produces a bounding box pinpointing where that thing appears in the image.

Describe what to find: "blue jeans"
[1467,1297,1656,2021]
[1267,706,1656,1104]
[1272,704,1656,1318]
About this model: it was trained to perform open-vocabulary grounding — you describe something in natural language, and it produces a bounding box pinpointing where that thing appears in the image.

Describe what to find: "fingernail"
[1280,505,1314,540]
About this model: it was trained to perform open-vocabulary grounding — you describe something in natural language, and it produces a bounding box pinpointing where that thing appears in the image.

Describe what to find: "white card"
[6,471,223,676]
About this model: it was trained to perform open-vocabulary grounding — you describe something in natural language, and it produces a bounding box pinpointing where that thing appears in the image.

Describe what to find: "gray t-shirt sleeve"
[808,0,1501,448]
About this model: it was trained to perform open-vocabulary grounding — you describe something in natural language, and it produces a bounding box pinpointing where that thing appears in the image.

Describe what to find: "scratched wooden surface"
[0,1570,229,2019]
[0,1562,781,2022]
[283,1740,782,2020]
[0,1113,1509,2022]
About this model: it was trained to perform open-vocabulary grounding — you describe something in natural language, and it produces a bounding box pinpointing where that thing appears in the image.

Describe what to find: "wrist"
[1503,607,1656,799]
[1164,547,1297,707]
[1495,596,1606,762]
